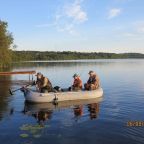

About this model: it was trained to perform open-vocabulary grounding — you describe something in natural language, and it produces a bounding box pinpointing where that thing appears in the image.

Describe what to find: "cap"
[35,72,43,76]
[73,73,79,78]
[88,70,94,74]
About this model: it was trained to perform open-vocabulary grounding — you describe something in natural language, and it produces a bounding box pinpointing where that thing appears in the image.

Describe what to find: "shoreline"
[12,58,144,63]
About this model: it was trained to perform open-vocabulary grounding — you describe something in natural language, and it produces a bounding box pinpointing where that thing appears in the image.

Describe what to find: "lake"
[0,59,144,144]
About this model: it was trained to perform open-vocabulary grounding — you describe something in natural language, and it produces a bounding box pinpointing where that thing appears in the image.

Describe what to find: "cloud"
[35,0,88,35]
[107,8,122,19]
[65,0,88,23]
[55,0,88,35]
[55,22,77,35]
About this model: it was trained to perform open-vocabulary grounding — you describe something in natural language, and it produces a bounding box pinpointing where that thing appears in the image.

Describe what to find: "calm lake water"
[0,59,144,144]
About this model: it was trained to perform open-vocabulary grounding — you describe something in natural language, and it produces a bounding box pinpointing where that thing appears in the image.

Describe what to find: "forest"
[12,51,144,61]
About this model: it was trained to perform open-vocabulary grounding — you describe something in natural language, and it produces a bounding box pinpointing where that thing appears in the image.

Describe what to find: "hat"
[35,72,43,76]
[73,73,79,78]
[88,70,94,74]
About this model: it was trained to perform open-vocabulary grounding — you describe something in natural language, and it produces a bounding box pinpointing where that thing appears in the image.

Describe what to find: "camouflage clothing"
[72,77,82,91]
[36,76,53,93]
[85,74,100,90]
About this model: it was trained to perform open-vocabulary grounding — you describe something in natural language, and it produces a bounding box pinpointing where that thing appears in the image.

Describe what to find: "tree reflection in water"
[0,68,12,121]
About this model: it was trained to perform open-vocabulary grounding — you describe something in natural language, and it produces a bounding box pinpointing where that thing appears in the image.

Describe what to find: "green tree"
[0,20,13,67]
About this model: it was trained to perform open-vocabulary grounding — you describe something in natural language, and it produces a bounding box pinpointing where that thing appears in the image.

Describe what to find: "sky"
[0,0,144,53]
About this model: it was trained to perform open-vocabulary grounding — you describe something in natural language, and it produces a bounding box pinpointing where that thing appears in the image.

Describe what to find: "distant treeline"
[12,51,144,61]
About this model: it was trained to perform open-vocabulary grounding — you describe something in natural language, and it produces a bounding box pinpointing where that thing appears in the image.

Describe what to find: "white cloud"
[55,0,88,35]
[53,13,78,35]
[56,23,77,35]
[107,8,122,19]
[35,0,88,35]
[65,0,88,23]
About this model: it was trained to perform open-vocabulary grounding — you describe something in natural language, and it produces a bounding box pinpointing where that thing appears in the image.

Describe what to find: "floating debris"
[19,124,45,139]
[20,124,43,131]
[20,134,29,138]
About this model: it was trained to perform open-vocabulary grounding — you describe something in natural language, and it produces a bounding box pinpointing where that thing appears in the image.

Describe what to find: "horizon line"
[14,50,144,54]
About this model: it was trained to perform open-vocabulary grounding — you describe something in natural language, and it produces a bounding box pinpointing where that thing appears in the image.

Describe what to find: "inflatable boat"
[22,87,103,103]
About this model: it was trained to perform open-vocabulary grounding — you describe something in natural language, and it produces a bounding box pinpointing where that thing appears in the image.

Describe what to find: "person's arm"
[35,80,41,91]
[42,78,48,87]
[94,76,100,88]
[93,78,97,85]
[78,79,82,88]
[36,83,40,92]
[96,77,100,88]
[87,78,91,84]
[73,79,81,87]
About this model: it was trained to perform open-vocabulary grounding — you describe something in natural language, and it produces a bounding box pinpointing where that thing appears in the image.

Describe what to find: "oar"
[9,84,32,95]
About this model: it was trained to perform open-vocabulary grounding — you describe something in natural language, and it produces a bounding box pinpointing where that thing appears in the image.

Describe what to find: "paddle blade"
[9,89,13,95]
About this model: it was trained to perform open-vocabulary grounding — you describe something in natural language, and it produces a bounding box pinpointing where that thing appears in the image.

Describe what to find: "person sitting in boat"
[69,73,82,91]
[84,71,100,90]
[35,72,53,93]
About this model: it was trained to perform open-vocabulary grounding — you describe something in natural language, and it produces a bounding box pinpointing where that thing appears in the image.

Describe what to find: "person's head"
[73,73,79,79]
[35,72,43,79]
[88,70,95,77]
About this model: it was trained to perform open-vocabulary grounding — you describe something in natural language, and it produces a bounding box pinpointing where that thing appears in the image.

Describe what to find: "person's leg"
[90,84,96,90]
[95,83,100,89]
[47,87,55,92]
[72,87,81,91]
[84,83,90,90]
[41,88,48,93]
[68,86,72,91]
[53,86,61,92]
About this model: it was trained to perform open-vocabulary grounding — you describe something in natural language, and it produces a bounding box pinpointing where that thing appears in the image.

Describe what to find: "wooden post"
[29,74,30,82]
[0,71,36,75]
[32,74,34,81]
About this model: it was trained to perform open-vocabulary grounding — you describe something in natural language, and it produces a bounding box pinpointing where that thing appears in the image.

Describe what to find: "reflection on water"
[88,103,99,120]
[73,106,83,118]
[0,68,12,121]
[23,105,53,126]
[23,98,102,126]
[16,99,102,141]
[73,103,100,121]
